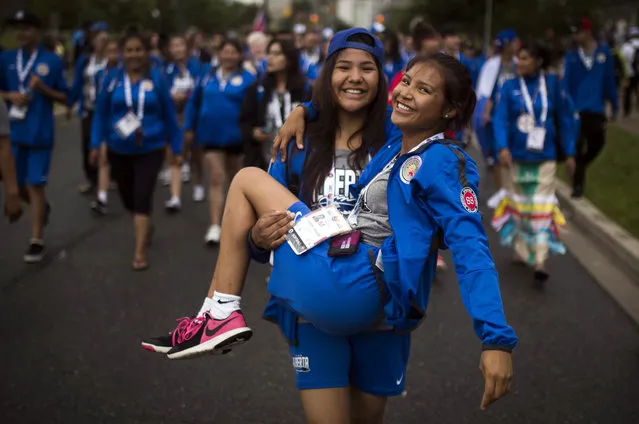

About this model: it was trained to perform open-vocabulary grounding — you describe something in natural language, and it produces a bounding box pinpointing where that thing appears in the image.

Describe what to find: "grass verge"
[559,125,639,238]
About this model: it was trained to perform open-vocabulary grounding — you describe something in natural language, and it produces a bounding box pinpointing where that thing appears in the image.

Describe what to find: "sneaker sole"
[24,254,45,263]
[167,327,253,360]
[141,342,172,354]
[140,342,230,356]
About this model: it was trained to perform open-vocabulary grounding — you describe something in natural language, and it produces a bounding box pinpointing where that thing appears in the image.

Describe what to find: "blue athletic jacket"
[563,44,618,115]
[493,73,577,161]
[184,64,256,147]
[90,66,182,155]
[252,105,518,350]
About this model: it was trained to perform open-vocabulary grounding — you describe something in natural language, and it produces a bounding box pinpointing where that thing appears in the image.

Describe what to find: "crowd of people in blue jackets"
[0,8,635,423]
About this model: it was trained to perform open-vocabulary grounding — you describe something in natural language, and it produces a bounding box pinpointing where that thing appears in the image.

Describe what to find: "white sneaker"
[205,225,221,245]
[165,197,181,213]
[181,163,191,183]
[193,185,205,202]
[159,169,170,186]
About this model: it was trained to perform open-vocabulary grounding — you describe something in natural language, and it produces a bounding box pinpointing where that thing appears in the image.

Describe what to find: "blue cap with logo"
[495,29,518,48]
[326,28,385,65]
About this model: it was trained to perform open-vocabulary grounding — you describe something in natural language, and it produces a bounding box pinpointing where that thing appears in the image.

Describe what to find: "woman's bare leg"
[209,167,298,299]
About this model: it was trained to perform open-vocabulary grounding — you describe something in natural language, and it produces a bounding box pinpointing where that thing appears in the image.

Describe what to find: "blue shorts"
[268,202,385,336]
[290,323,411,396]
[12,146,52,187]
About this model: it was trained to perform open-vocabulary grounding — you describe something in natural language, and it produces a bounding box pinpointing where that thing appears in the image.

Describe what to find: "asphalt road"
[1,118,638,424]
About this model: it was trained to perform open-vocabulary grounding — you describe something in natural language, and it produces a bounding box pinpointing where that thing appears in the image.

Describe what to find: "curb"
[556,179,639,324]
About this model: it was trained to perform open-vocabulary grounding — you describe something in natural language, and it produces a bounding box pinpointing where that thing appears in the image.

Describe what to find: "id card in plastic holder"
[286,205,352,255]
[8,104,28,121]
[114,111,142,139]
[526,127,546,152]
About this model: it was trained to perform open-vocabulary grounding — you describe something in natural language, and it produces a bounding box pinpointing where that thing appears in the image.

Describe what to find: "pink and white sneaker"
[166,311,253,360]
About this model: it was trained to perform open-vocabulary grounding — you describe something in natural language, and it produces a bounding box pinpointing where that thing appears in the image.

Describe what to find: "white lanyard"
[347,133,444,227]
[88,55,107,75]
[518,72,547,126]
[16,48,38,90]
[269,92,292,129]
[216,68,231,91]
[578,48,594,70]
[124,74,145,120]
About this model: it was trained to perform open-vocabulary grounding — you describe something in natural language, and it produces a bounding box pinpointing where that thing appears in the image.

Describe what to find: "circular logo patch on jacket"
[231,76,243,86]
[400,156,422,183]
[36,63,49,76]
[460,187,478,213]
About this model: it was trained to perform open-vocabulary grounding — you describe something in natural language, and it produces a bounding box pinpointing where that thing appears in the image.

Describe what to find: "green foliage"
[387,0,610,38]
[5,0,260,34]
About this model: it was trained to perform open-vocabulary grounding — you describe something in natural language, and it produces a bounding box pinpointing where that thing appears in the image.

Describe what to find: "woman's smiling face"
[391,62,448,132]
[330,48,379,113]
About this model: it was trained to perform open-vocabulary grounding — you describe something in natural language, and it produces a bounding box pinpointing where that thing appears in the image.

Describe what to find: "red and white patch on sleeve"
[460,187,478,213]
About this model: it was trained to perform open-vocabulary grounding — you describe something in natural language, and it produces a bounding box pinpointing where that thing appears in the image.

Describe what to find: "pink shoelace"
[171,314,208,346]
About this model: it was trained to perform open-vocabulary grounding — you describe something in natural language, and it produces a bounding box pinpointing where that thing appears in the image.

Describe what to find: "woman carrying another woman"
[240,38,310,170]
[488,43,576,283]
[184,39,256,245]
[90,30,182,270]
[146,30,517,423]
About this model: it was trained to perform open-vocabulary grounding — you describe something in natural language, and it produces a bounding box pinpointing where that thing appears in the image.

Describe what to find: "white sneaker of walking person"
[159,168,170,186]
[165,196,181,213]
[181,163,191,183]
[205,225,221,245]
[193,185,205,202]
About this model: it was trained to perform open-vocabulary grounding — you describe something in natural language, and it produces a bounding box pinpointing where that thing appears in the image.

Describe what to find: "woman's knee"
[350,389,387,424]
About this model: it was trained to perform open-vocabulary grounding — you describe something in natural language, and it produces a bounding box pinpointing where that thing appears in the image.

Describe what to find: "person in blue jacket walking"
[0,11,68,263]
[160,35,202,213]
[89,29,182,271]
[160,51,517,417]
[67,23,109,195]
[563,18,619,198]
[184,39,256,246]
[489,43,577,283]
[88,38,120,216]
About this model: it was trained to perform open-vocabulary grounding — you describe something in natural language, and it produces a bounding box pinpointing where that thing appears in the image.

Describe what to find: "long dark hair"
[405,53,476,132]
[262,38,306,95]
[301,33,388,203]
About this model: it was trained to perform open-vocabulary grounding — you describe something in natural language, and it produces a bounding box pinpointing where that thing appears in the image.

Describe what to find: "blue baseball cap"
[90,21,109,32]
[326,28,385,65]
[495,29,518,48]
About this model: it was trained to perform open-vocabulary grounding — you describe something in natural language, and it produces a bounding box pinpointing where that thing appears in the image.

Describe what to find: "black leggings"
[573,112,606,190]
[81,111,97,185]
[108,149,164,215]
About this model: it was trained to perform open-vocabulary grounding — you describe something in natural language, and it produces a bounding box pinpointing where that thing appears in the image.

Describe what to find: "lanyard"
[124,74,145,120]
[347,132,444,227]
[216,68,232,91]
[88,55,107,75]
[269,91,292,129]
[16,48,38,90]
[577,47,594,70]
[518,72,547,126]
